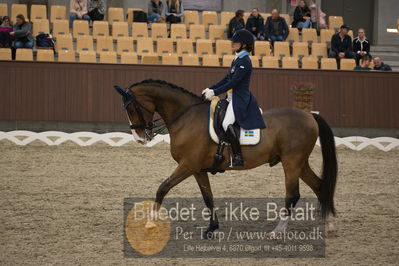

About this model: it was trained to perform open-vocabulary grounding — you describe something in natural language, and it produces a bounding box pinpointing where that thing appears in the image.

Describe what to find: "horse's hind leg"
[300,161,336,235]
[267,155,302,238]
[194,172,219,239]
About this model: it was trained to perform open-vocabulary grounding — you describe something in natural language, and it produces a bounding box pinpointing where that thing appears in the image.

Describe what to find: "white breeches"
[222,97,235,131]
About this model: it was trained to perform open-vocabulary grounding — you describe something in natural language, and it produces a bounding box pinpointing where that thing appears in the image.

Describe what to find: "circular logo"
[125,200,171,255]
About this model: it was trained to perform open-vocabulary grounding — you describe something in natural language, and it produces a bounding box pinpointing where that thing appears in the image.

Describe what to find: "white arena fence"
[0,131,399,151]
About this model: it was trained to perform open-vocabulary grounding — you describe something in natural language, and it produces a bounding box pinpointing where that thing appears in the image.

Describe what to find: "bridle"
[115,85,205,139]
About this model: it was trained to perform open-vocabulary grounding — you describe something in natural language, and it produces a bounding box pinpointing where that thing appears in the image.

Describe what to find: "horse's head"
[114,85,156,145]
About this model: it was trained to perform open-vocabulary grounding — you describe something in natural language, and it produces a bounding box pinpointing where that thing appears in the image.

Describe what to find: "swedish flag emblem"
[244,130,254,137]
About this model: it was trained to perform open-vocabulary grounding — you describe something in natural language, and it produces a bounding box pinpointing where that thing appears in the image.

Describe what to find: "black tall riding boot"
[226,124,244,167]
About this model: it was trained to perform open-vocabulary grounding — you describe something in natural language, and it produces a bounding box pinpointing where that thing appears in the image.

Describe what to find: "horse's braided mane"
[129,79,205,102]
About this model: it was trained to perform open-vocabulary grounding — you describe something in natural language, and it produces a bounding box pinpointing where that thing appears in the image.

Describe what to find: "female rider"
[202,29,266,167]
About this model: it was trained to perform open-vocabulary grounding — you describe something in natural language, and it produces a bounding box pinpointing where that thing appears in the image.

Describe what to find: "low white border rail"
[0,131,398,151]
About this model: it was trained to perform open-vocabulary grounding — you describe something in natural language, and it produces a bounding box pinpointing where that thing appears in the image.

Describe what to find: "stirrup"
[229,154,244,167]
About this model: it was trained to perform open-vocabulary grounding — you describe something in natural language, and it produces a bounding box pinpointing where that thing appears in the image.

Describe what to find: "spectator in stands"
[0,16,13,48]
[308,0,326,29]
[69,0,90,28]
[292,0,311,29]
[264,9,289,44]
[373,57,392,71]
[10,14,33,49]
[228,10,245,39]
[245,8,264,40]
[354,55,372,71]
[148,0,164,23]
[329,25,355,61]
[165,0,184,24]
[353,28,370,66]
[87,0,106,21]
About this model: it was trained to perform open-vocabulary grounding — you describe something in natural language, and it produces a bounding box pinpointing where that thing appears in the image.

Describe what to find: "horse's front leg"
[145,163,193,229]
[194,172,219,239]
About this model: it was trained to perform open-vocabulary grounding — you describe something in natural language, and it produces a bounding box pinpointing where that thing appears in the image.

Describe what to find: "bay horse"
[114,79,338,237]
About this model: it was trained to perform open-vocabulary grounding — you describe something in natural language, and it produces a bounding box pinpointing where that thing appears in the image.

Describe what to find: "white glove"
[202,88,215,101]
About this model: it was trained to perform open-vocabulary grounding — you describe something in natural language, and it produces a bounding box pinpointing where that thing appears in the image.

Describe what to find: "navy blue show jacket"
[209,52,266,130]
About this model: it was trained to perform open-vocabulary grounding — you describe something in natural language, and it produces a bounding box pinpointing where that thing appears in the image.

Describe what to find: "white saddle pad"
[208,98,261,146]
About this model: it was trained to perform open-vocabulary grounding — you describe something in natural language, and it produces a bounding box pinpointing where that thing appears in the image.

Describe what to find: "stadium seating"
[262,56,279,68]
[58,50,76,62]
[56,35,73,52]
[127,8,143,24]
[117,37,134,54]
[280,14,290,25]
[222,55,235,66]
[32,19,50,36]
[202,54,220,66]
[320,29,335,43]
[190,25,206,40]
[287,27,300,43]
[157,38,174,55]
[196,39,213,55]
[0,48,12,60]
[79,51,96,63]
[282,57,299,69]
[171,24,187,39]
[96,37,114,52]
[52,20,69,37]
[176,39,194,55]
[254,41,271,57]
[73,20,89,38]
[11,4,28,22]
[36,50,54,62]
[50,5,66,22]
[0,3,7,18]
[16,48,33,61]
[302,28,318,44]
[216,40,232,57]
[209,25,225,40]
[184,10,199,25]
[121,52,138,64]
[301,56,319,69]
[250,56,260,68]
[292,42,309,58]
[132,22,148,38]
[108,8,124,24]
[137,38,154,54]
[162,53,179,65]
[182,54,199,66]
[274,42,290,58]
[112,22,129,39]
[93,21,110,38]
[221,12,234,26]
[202,11,218,28]
[340,58,356,70]
[312,43,328,58]
[76,35,94,52]
[31,5,47,21]
[321,58,338,70]
[151,23,168,38]
[100,51,117,63]
[243,12,251,24]
[142,54,159,65]
[329,16,344,30]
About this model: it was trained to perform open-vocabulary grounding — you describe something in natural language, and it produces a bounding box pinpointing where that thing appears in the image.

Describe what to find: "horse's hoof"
[144,220,157,231]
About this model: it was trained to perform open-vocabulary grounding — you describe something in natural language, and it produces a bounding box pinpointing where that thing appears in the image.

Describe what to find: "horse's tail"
[312,113,338,218]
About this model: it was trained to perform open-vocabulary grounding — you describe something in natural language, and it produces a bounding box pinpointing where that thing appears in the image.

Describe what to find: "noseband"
[122,87,156,131]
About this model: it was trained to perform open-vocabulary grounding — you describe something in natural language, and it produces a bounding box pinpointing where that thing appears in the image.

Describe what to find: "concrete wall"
[373,0,399,46]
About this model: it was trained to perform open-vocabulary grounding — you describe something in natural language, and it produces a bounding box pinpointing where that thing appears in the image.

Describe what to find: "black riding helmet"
[231,29,255,52]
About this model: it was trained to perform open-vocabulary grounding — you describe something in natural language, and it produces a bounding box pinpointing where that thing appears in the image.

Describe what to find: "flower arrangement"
[291,82,315,112]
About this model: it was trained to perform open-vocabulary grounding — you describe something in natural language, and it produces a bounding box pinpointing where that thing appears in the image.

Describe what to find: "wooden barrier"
[0,61,398,128]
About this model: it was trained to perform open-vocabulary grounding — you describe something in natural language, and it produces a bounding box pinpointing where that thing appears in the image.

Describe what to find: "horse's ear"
[114,86,127,97]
